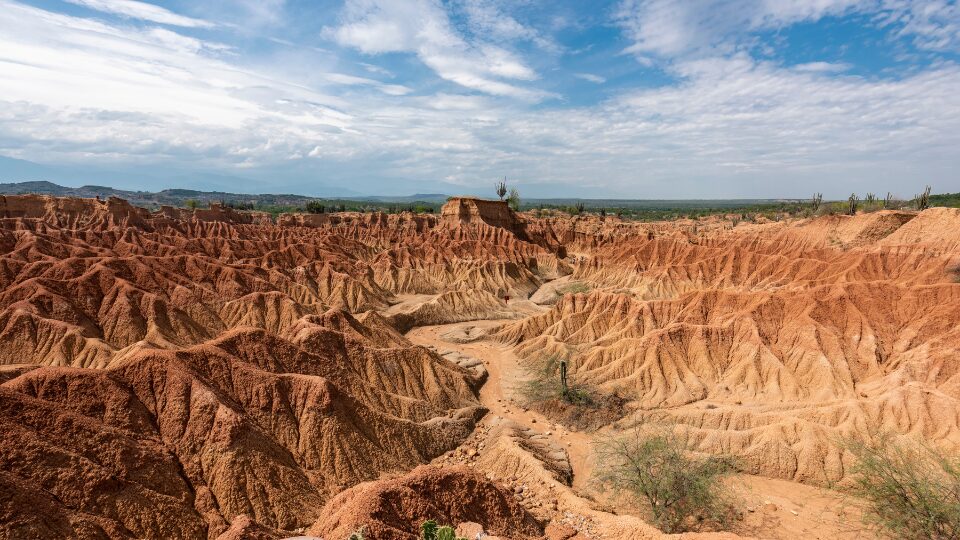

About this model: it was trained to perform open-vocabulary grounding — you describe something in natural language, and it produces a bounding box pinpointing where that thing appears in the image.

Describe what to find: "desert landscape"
[0,193,957,540]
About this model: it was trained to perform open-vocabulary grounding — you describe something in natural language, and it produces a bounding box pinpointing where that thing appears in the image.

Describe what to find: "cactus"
[848,193,858,215]
[495,179,507,201]
[811,193,822,212]
[421,520,438,540]
[915,185,931,210]
[559,359,568,395]
[884,192,894,208]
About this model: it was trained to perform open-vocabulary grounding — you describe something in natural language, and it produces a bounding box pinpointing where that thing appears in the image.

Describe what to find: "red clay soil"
[309,465,543,540]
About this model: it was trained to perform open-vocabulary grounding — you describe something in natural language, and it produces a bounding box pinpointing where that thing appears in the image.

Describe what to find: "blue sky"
[0,0,958,198]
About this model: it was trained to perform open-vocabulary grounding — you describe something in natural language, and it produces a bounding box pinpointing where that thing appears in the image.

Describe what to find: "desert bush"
[348,526,366,540]
[845,436,960,540]
[436,526,459,540]
[419,520,465,540]
[559,282,592,295]
[594,431,737,533]
[520,356,593,406]
[305,200,326,214]
[507,188,520,211]
[517,355,624,429]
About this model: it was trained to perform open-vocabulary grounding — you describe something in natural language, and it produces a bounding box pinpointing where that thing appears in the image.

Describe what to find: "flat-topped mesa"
[441,197,518,229]
[0,193,152,229]
[441,197,567,256]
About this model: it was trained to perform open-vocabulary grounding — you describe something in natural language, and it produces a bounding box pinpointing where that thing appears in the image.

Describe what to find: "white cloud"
[324,0,548,100]
[615,0,861,58]
[616,0,960,61]
[878,0,960,52]
[65,0,214,28]
[574,73,606,83]
[325,73,412,95]
[460,0,561,53]
[792,61,852,72]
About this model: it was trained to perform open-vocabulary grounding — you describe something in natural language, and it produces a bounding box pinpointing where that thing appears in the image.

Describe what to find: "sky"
[0,0,958,198]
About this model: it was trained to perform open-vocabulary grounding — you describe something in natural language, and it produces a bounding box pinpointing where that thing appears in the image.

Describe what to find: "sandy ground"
[406,320,873,540]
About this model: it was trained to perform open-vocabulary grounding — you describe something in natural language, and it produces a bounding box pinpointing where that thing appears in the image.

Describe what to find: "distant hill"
[0,181,445,213]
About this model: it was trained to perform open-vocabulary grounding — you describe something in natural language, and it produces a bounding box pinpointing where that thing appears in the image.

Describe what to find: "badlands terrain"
[1,194,959,540]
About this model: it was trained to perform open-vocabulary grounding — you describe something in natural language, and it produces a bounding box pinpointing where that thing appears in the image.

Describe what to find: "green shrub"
[594,430,737,533]
[420,520,437,540]
[435,526,458,540]
[845,436,960,539]
[507,188,521,211]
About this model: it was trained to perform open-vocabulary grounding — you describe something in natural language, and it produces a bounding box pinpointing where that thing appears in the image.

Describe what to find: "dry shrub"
[845,436,960,540]
[517,356,625,430]
[593,430,738,534]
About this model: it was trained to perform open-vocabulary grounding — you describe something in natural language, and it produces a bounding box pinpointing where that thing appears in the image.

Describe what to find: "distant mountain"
[0,156,363,198]
[0,180,444,211]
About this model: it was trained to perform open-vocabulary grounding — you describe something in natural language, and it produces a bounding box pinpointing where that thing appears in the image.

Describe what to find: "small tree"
[185,199,199,210]
[507,188,520,211]
[495,179,507,200]
[848,193,859,215]
[305,200,326,214]
[594,430,736,533]
[845,436,960,540]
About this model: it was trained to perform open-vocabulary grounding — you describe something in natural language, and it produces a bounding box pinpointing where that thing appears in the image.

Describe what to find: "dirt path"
[406,322,597,491]
[407,320,872,540]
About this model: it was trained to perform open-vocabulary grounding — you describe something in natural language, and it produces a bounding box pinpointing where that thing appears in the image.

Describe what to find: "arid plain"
[1,194,959,540]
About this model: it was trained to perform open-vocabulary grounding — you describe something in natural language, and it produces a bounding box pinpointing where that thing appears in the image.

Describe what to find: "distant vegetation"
[594,430,738,533]
[845,436,960,540]
[2,181,958,221]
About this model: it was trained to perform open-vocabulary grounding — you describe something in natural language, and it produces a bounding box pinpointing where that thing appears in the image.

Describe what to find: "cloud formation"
[65,0,215,28]
[324,0,549,99]
[0,0,958,197]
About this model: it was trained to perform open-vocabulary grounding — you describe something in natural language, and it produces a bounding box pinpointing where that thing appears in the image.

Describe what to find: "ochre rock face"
[2,194,960,539]
[493,209,960,485]
[440,197,517,229]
